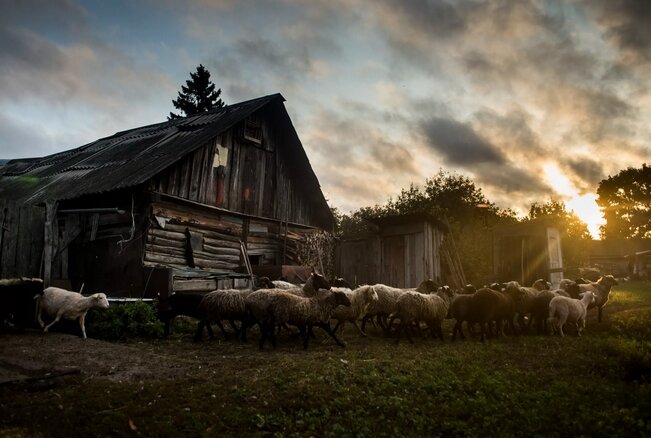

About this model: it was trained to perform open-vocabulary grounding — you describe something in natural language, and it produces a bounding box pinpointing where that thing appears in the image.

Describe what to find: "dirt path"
[0,331,189,384]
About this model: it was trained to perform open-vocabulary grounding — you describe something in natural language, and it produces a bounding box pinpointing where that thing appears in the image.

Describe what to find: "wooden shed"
[0,94,333,299]
[336,213,446,288]
[493,217,563,287]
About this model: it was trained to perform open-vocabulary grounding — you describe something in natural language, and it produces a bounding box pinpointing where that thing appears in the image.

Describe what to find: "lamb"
[528,283,582,335]
[331,285,379,337]
[195,289,255,341]
[548,291,596,337]
[36,287,110,339]
[578,275,618,322]
[0,278,43,331]
[389,286,456,343]
[159,292,213,337]
[246,289,351,349]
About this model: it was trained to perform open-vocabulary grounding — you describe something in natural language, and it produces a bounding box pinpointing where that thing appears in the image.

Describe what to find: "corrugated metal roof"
[0,94,281,204]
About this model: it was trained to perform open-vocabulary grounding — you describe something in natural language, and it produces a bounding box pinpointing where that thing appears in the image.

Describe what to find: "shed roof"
[0,94,332,227]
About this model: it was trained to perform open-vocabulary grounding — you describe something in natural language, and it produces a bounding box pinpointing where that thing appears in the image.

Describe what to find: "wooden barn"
[336,213,448,288]
[0,94,333,298]
[493,217,564,287]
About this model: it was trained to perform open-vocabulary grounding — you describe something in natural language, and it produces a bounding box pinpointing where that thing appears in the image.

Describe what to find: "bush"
[86,301,164,341]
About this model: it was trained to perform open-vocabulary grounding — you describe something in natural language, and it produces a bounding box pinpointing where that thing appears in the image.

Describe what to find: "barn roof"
[0,94,332,227]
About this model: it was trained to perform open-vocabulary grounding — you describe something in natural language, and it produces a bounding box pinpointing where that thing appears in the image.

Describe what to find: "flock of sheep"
[161,272,619,349]
[1,272,618,348]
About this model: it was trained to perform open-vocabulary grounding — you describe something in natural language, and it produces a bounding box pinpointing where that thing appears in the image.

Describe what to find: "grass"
[2,282,651,437]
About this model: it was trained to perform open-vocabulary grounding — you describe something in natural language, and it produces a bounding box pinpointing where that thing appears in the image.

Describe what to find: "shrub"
[86,301,164,341]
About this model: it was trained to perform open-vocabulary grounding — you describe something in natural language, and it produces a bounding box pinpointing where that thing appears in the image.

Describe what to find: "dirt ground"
[0,330,197,385]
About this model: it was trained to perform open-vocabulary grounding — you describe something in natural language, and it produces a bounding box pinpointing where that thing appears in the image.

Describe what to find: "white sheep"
[360,284,407,334]
[36,287,110,339]
[548,291,595,337]
[389,286,456,343]
[331,285,379,338]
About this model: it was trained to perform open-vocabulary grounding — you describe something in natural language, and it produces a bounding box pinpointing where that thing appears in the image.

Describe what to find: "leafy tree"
[597,164,651,239]
[527,199,592,273]
[169,64,224,120]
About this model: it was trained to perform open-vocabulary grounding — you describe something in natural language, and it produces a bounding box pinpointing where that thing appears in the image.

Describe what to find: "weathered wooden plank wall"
[0,199,45,278]
[337,221,444,288]
[148,112,325,229]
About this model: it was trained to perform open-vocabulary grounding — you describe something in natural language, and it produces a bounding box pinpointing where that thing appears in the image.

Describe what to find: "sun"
[542,163,605,239]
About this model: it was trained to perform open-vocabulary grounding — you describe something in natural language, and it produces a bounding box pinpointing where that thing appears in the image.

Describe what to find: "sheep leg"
[215,320,230,340]
[360,315,370,333]
[352,320,367,337]
[228,319,240,337]
[598,306,603,323]
[404,322,415,344]
[194,320,205,341]
[36,303,46,328]
[302,325,311,349]
[452,320,464,341]
[164,318,172,337]
[43,309,65,334]
[317,323,347,348]
[78,313,87,339]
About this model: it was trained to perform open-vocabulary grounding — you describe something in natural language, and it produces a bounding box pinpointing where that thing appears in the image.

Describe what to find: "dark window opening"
[243,116,263,145]
[248,255,263,266]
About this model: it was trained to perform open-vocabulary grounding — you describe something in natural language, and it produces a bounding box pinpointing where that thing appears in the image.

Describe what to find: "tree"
[168,64,224,120]
[597,164,651,239]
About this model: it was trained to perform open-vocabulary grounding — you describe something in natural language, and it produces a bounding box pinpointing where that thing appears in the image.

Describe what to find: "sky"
[1,0,650,238]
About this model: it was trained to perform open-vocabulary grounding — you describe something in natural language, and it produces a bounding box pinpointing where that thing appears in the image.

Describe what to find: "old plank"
[173,279,217,292]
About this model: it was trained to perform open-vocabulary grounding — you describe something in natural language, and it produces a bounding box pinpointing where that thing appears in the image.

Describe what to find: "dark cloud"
[474,108,542,155]
[563,157,607,188]
[470,162,551,202]
[420,117,504,165]
[585,0,651,63]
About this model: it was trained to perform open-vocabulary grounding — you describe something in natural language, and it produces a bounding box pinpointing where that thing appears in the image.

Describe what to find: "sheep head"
[92,293,110,309]
[416,279,439,294]
[598,275,618,287]
[331,290,351,307]
[309,272,331,291]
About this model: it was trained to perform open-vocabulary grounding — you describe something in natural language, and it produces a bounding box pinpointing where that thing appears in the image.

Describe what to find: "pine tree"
[168,64,224,120]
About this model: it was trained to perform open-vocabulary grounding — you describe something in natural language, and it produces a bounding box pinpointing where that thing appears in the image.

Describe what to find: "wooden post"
[43,201,57,288]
